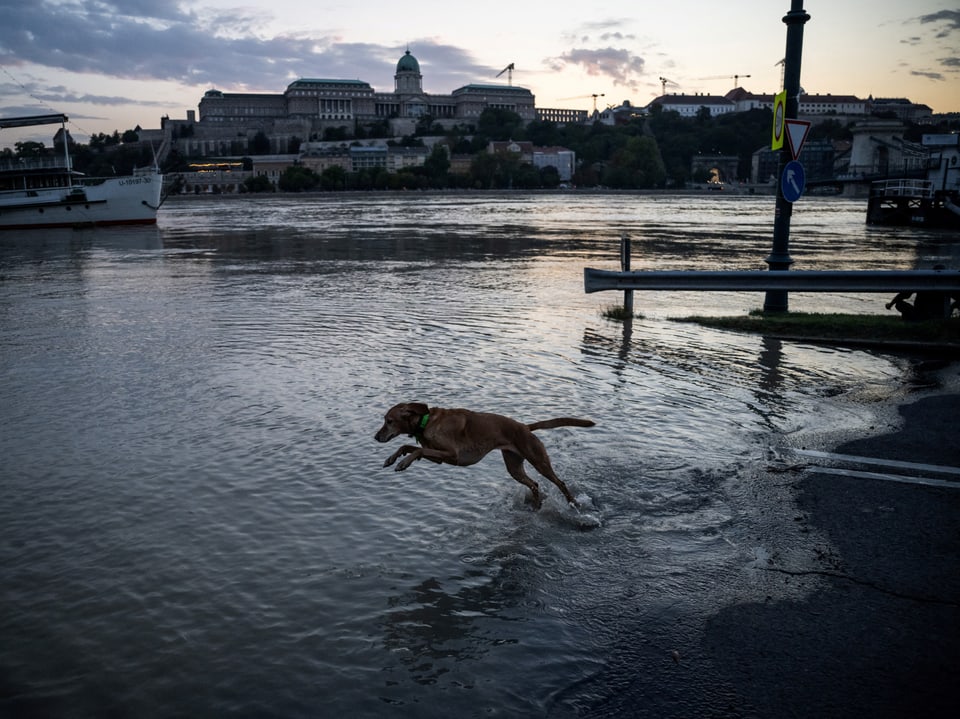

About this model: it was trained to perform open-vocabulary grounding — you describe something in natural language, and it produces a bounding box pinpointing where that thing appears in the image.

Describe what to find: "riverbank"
[161,184,779,201]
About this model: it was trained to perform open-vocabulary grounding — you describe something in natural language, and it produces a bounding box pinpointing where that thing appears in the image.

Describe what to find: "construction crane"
[658,76,678,95]
[558,93,606,111]
[696,73,752,88]
[496,63,515,86]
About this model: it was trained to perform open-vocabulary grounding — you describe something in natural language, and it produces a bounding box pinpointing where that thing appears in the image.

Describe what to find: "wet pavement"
[702,375,960,718]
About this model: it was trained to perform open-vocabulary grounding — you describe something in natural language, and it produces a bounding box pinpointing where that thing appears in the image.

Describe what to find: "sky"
[1,0,959,148]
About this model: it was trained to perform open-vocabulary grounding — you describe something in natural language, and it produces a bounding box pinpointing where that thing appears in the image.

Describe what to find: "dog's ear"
[403,402,429,420]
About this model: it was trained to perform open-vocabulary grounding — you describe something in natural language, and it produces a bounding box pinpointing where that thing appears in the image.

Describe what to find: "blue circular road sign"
[781,160,806,203]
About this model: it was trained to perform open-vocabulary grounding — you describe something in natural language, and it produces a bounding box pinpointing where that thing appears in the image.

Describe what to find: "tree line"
[4,108,956,191]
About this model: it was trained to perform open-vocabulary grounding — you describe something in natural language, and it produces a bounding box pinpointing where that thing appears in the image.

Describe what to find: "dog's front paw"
[395,455,418,471]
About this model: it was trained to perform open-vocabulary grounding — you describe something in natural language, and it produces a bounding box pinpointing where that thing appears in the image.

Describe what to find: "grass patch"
[675,310,960,344]
[601,304,643,321]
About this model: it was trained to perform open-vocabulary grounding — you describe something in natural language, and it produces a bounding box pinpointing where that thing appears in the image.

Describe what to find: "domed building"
[191,48,537,151]
[395,49,422,94]
[390,49,432,122]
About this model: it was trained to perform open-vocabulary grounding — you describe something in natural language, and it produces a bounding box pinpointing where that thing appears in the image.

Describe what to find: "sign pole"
[764,0,810,313]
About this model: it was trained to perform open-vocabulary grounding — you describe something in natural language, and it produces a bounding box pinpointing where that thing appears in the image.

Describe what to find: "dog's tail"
[527,417,595,431]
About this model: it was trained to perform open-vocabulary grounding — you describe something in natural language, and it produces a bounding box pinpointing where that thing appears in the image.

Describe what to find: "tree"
[476,108,525,142]
[320,165,347,190]
[243,175,274,192]
[470,152,499,189]
[512,163,540,189]
[539,165,561,188]
[14,141,45,157]
[278,165,319,192]
[526,119,560,148]
[423,144,450,186]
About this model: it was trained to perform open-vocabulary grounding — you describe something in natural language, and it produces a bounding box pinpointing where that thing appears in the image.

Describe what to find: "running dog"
[375,402,594,509]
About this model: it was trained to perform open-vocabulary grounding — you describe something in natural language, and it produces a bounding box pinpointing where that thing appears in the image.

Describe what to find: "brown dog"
[375,402,594,509]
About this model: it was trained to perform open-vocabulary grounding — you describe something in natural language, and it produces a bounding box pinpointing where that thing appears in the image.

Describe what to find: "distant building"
[751,140,838,184]
[537,107,589,124]
[845,119,928,178]
[868,97,934,124]
[166,49,537,157]
[488,140,534,164]
[923,133,960,192]
[251,154,300,186]
[532,146,576,181]
[649,88,936,129]
[648,93,735,117]
[720,88,867,116]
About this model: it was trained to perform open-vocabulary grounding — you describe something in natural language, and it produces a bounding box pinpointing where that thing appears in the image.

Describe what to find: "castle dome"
[397,50,420,74]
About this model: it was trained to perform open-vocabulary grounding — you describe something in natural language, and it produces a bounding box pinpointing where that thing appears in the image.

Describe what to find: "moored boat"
[0,114,163,230]
[867,179,960,229]
[865,132,960,229]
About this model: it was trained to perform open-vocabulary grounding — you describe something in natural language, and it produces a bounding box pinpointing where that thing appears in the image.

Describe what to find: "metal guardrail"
[584,268,960,294]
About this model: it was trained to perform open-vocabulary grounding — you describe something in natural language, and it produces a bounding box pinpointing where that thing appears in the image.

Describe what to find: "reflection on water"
[0,193,956,717]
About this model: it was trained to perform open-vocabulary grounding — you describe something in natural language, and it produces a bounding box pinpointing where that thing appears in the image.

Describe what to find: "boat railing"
[870,178,934,199]
[0,156,70,173]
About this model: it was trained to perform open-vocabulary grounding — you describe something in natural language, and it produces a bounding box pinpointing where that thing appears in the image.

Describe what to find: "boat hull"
[0,171,163,230]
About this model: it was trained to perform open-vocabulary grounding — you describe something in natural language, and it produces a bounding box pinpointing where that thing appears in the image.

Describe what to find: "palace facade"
[165,50,539,156]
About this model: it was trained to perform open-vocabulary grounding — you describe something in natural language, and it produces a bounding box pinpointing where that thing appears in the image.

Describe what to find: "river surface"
[1,192,957,717]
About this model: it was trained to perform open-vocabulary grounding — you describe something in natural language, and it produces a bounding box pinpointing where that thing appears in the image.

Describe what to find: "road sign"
[771,90,787,150]
[785,119,812,160]
[781,160,805,202]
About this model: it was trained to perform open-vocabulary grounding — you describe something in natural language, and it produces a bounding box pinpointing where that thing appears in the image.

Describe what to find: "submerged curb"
[757,334,960,356]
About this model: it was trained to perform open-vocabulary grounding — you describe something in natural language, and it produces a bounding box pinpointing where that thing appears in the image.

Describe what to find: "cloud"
[0,0,487,93]
[36,87,171,107]
[546,47,646,89]
[900,10,960,79]
[917,9,960,33]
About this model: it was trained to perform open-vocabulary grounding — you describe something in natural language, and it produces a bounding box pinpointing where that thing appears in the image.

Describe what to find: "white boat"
[0,113,163,230]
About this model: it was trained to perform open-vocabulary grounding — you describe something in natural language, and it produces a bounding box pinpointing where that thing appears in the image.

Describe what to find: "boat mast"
[60,115,72,187]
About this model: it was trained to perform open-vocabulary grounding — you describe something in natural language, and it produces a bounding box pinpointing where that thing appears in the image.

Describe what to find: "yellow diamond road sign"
[771,90,786,150]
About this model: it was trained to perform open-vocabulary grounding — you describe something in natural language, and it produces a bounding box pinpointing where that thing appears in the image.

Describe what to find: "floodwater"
[0,192,956,717]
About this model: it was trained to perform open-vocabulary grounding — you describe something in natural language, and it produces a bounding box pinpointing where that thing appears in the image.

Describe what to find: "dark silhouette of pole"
[620,233,633,315]
[764,1,810,313]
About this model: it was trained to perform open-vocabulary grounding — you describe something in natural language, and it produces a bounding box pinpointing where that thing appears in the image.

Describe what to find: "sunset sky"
[1,0,958,147]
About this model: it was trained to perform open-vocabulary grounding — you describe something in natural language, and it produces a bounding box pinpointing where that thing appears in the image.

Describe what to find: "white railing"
[870,179,934,199]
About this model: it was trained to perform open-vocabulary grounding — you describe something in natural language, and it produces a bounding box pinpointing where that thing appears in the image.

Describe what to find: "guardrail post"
[620,233,634,315]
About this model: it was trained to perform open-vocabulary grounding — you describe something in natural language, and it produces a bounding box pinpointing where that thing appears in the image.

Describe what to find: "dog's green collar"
[414,413,429,444]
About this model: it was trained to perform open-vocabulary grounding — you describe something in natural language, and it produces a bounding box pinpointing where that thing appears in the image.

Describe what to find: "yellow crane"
[559,93,606,112]
[696,73,752,88]
[496,63,515,86]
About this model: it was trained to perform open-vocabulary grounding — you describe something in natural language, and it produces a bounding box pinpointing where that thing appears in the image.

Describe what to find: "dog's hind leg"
[525,447,577,506]
[502,450,542,509]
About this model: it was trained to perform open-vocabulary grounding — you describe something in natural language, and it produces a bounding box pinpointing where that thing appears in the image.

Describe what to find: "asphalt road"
[702,362,960,718]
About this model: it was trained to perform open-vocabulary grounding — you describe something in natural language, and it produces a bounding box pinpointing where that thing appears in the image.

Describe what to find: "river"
[1,192,957,717]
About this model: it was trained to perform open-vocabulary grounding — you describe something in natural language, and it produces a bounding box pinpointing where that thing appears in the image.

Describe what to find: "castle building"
[170,49,537,156]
